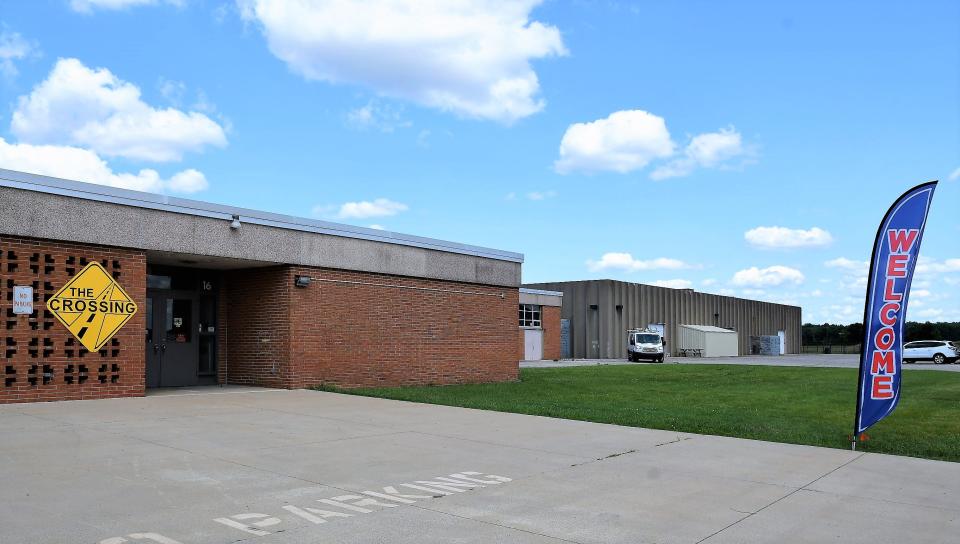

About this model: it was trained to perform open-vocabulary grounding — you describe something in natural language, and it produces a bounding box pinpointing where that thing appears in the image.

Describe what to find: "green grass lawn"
[316,365,960,462]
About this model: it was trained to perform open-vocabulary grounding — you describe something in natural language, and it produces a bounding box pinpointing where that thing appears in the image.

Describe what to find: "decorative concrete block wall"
[0,236,146,403]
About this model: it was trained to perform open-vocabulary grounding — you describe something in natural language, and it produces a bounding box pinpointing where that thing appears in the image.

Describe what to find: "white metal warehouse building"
[677,324,739,357]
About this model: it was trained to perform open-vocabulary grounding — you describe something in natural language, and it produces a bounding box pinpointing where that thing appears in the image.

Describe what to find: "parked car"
[903,341,960,364]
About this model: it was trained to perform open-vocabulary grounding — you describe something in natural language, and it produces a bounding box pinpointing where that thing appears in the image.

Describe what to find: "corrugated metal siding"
[524,280,803,358]
[678,326,705,350]
[708,332,739,357]
[677,325,739,357]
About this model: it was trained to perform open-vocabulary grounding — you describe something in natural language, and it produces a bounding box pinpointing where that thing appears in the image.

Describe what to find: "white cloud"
[586,253,696,273]
[555,113,751,178]
[825,257,867,271]
[0,30,36,79]
[686,127,744,165]
[909,306,960,322]
[334,198,408,219]
[416,129,432,148]
[192,89,218,115]
[368,224,385,230]
[949,167,960,181]
[912,308,943,319]
[850,276,868,289]
[554,110,675,174]
[916,257,960,275]
[506,190,557,201]
[744,226,833,249]
[701,278,717,286]
[165,170,209,192]
[651,279,693,289]
[731,265,804,287]
[158,78,187,105]
[526,190,556,200]
[70,0,184,13]
[238,0,566,123]
[0,137,207,193]
[650,126,747,180]
[12,58,226,162]
[716,286,807,307]
[346,100,411,132]
[740,288,766,297]
[819,304,860,324]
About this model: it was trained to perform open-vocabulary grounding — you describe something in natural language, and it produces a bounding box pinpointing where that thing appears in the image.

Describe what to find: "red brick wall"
[222,265,518,389]
[517,305,561,361]
[517,326,525,361]
[287,266,519,388]
[220,266,291,388]
[0,236,146,404]
[1,238,520,401]
[542,306,561,360]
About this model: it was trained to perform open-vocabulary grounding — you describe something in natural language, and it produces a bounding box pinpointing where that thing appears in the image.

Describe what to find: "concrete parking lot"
[522,353,960,372]
[2,386,958,543]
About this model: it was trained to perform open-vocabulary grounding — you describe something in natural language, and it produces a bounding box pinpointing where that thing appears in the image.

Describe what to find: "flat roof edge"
[679,324,738,333]
[519,287,564,297]
[524,279,802,310]
[0,168,524,264]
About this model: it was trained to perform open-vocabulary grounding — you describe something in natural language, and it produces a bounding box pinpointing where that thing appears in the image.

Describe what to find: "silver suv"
[903,341,960,364]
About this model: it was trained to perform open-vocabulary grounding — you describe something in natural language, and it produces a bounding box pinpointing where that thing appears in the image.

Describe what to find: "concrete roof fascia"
[0,168,524,263]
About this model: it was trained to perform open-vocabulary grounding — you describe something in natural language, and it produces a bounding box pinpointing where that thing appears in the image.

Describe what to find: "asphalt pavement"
[1,386,957,543]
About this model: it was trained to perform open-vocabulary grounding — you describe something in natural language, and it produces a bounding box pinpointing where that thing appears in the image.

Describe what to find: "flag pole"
[852,186,890,453]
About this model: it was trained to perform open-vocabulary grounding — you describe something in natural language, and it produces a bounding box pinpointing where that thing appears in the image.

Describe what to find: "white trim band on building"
[519,287,564,297]
[519,287,563,307]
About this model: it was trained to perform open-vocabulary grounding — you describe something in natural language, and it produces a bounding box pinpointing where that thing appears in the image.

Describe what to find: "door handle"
[161,344,166,353]
[153,344,160,353]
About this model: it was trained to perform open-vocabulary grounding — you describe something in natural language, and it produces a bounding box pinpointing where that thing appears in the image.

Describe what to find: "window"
[518,304,542,328]
[147,274,172,289]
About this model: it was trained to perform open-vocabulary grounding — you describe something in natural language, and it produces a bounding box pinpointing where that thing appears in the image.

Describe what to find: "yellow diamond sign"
[48,262,138,352]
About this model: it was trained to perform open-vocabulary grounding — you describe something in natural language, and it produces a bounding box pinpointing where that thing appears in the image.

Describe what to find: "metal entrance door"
[524,329,543,361]
[145,289,199,387]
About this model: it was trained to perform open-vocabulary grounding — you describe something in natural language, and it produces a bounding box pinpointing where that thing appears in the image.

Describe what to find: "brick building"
[0,169,526,403]
[518,288,562,361]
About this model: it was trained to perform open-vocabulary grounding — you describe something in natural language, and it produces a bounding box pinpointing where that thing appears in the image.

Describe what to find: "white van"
[627,329,664,363]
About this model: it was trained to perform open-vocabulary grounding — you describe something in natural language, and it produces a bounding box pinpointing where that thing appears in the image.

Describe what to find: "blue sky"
[1,0,958,324]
